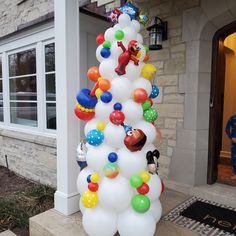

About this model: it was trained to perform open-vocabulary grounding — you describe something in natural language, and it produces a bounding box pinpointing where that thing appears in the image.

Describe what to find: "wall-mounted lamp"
[146,16,168,50]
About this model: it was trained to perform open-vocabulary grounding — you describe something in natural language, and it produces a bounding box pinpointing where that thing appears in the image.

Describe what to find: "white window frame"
[0,26,56,137]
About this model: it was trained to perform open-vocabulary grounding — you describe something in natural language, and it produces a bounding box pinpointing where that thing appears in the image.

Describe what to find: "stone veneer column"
[169,0,236,186]
[54,0,80,215]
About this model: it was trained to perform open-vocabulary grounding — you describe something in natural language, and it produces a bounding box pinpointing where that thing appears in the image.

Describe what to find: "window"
[0,56,3,122]
[44,43,56,130]
[9,48,37,126]
[0,27,55,133]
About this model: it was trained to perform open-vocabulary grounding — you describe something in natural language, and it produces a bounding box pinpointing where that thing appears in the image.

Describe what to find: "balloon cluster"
[108,1,149,26]
[75,10,163,236]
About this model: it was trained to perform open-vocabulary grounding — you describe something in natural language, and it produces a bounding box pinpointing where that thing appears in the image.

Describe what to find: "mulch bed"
[0,166,55,236]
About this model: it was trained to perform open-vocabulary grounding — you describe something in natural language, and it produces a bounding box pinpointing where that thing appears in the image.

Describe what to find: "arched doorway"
[208,21,236,186]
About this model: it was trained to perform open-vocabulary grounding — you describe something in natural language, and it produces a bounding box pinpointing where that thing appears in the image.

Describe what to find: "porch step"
[0,230,16,236]
[166,180,236,208]
[191,183,236,208]
[29,189,198,236]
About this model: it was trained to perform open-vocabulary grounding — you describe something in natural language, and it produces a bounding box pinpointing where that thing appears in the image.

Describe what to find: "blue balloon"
[108,152,118,163]
[86,129,104,146]
[119,2,139,20]
[101,48,111,58]
[87,174,91,183]
[101,91,112,103]
[149,85,159,99]
[114,103,122,110]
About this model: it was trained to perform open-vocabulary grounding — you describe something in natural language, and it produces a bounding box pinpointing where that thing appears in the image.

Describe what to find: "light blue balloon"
[149,85,159,99]
[86,129,104,146]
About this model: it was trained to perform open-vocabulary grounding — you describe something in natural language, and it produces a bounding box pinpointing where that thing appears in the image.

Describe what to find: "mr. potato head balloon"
[124,128,147,152]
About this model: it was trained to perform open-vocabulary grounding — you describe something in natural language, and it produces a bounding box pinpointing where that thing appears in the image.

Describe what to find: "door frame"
[207,21,236,184]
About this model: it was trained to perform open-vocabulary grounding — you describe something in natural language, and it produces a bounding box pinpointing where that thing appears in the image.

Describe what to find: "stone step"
[0,230,17,236]
[29,189,198,236]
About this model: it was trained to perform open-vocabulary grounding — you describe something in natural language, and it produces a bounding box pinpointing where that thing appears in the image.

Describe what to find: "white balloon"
[104,123,126,149]
[118,208,156,236]
[118,14,131,28]
[86,144,113,172]
[147,174,162,202]
[133,120,156,144]
[83,206,118,236]
[125,62,142,81]
[131,20,141,33]
[123,99,143,123]
[149,199,162,223]
[133,77,152,95]
[99,176,133,212]
[142,143,156,154]
[113,23,121,30]
[96,44,104,63]
[123,26,137,42]
[79,197,85,215]
[110,77,132,102]
[84,118,99,135]
[110,41,123,60]
[95,101,114,123]
[137,33,143,44]
[117,147,146,178]
[104,27,115,42]
[99,59,117,80]
[77,167,93,194]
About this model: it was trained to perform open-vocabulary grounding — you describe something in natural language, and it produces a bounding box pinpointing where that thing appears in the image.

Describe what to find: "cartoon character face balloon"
[124,129,147,152]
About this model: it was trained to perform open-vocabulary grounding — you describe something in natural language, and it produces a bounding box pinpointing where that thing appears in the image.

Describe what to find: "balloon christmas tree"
[75,4,163,236]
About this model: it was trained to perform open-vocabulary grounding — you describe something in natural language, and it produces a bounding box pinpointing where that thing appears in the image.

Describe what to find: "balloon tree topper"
[115,40,140,76]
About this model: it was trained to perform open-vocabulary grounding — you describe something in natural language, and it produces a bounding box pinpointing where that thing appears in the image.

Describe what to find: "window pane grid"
[9,73,36,79]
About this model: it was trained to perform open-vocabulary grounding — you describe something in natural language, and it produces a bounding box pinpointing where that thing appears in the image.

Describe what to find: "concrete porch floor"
[30,189,199,236]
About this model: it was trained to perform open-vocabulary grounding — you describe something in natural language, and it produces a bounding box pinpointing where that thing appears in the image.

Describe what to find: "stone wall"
[0,0,54,37]
[0,129,57,187]
[134,0,200,179]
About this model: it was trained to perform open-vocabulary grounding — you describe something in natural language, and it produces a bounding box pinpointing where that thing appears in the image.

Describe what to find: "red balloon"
[137,183,150,195]
[161,180,165,193]
[88,182,99,192]
[109,110,125,125]
[133,88,148,103]
[96,34,105,44]
[74,106,95,121]
[147,98,153,106]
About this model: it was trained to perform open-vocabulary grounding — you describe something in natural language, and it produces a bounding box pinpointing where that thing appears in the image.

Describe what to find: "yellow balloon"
[95,88,103,99]
[90,173,100,183]
[96,121,106,131]
[139,171,150,183]
[82,190,98,208]
[141,64,157,80]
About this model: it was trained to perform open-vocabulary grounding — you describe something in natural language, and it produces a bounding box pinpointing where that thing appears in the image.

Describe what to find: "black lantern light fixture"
[146,16,168,50]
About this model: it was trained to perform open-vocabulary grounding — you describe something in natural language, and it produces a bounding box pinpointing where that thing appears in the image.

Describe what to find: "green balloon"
[144,108,158,122]
[115,30,125,40]
[144,45,149,53]
[142,100,151,111]
[131,194,151,213]
[103,40,111,48]
[130,175,143,188]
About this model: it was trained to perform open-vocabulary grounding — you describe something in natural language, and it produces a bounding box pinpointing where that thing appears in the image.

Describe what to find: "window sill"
[0,126,56,148]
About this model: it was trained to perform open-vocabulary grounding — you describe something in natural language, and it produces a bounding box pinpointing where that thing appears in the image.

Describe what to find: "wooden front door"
[208,21,236,184]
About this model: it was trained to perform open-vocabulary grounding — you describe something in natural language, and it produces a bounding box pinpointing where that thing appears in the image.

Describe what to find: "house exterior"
[1,0,236,216]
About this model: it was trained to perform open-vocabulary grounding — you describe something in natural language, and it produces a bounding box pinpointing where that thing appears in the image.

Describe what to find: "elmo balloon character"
[115,40,140,76]
[124,129,147,152]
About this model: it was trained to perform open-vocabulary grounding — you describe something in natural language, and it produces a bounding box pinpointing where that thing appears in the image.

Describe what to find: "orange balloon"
[99,79,111,91]
[87,66,100,82]
[133,88,148,103]
[144,53,150,62]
